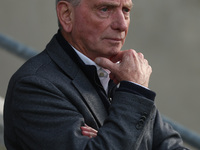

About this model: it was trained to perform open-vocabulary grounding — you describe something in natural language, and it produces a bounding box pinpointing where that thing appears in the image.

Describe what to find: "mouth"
[104,38,123,43]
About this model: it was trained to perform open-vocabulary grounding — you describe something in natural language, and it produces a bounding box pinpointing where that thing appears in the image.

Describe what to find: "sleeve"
[115,81,189,150]
[10,75,156,150]
[117,81,156,101]
[12,76,87,150]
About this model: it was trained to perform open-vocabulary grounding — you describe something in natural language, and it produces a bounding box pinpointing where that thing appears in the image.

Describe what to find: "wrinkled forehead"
[90,0,133,7]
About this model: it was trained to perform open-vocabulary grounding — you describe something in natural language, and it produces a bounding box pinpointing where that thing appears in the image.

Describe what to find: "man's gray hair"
[56,0,81,7]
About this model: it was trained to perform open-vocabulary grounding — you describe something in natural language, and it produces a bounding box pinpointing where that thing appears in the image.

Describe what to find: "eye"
[123,7,130,13]
[97,6,112,18]
[122,7,131,19]
[101,7,108,12]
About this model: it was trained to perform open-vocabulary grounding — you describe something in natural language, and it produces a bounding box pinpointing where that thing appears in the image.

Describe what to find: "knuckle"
[138,52,144,57]
[128,49,136,54]
[126,49,137,58]
[149,66,152,72]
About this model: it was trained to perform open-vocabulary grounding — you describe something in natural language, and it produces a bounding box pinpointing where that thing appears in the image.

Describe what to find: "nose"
[111,10,129,31]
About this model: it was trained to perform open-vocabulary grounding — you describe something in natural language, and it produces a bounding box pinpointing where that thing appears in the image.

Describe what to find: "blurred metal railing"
[0,33,38,59]
[1,33,200,149]
[162,116,200,149]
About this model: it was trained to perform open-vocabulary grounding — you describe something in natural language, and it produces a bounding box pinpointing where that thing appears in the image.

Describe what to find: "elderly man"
[4,0,188,149]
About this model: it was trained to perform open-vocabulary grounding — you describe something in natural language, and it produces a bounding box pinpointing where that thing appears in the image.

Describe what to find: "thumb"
[94,57,115,71]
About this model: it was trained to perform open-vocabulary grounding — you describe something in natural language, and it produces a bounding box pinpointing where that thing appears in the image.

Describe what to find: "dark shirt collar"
[55,30,115,110]
[55,30,104,90]
[55,30,85,67]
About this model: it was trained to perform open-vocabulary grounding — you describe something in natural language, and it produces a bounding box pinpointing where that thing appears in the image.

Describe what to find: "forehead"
[83,0,133,8]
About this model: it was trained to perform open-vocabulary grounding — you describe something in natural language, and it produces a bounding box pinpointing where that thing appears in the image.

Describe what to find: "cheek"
[83,14,108,36]
[75,18,99,37]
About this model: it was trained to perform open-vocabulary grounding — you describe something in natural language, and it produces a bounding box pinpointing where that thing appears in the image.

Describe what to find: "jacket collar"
[45,32,108,126]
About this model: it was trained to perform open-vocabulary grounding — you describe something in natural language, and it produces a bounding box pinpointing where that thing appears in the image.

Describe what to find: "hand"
[94,49,152,88]
[81,124,98,138]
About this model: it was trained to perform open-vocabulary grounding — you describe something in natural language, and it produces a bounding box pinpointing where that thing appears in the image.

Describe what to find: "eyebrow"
[94,1,133,9]
[124,1,134,9]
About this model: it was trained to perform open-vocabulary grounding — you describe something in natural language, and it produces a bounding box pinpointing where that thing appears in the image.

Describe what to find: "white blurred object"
[0,97,4,114]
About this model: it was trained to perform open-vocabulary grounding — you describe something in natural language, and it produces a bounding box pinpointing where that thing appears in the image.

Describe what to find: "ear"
[56,1,74,32]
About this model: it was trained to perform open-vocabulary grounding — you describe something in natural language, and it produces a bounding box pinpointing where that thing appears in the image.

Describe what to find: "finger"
[84,124,98,133]
[81,126,98,138]
[110,49,137,63]
[144,59,149,65]
[109,51,125,63]
[138,52,144,59]
[81,126,98,134]
[81,131,97,138]
[94,57,116,72]
[148,65,152,74]
[81,125,98,134]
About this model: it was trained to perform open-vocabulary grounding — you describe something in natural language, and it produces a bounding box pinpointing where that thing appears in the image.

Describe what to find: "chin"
[104,51,120,59]
[110,48,121,55]
[98,46,121,58]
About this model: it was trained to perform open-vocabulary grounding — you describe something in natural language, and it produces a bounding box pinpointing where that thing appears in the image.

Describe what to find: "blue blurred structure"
[0,33,38,60]
[0,33,200,149]
[162,115,200,149]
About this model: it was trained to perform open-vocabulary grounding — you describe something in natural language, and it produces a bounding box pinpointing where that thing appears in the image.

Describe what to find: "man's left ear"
[56,1,74,32]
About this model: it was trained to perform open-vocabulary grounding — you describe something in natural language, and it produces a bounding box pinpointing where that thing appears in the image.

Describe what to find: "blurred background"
[0,0,200,149]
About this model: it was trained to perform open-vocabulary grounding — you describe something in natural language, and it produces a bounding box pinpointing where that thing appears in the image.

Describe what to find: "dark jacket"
[4,34,188,150]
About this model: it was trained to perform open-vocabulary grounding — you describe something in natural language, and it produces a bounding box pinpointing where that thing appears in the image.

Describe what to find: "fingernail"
[81,126,87,129]
[94,58,101,64]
